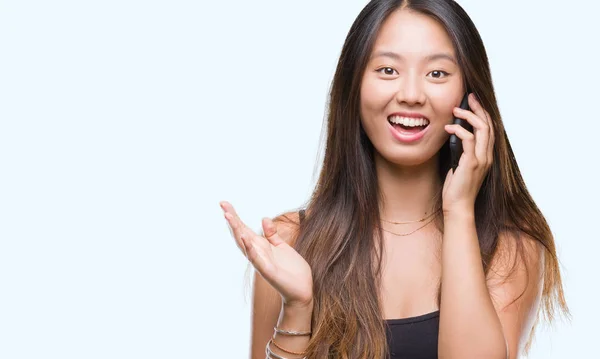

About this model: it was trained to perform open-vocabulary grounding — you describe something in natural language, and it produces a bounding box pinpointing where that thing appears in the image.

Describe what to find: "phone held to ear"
[449,93,474,171]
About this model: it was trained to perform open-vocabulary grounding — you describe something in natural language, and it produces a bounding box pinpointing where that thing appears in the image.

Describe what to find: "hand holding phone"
[449,93,474,171]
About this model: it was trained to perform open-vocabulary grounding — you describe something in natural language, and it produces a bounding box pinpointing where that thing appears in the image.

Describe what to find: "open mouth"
[387,116,430,134]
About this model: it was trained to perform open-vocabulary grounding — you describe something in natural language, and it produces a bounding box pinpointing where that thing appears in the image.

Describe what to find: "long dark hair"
[269,1,569,357]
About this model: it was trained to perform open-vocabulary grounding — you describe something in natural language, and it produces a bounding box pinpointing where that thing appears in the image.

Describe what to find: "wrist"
[443,206,475,221]
[283,297,314,313]
[279,299,314,332]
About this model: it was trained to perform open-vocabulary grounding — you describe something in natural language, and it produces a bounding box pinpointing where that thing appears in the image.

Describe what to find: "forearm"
[268,302,313,359]
[438,211,507,359]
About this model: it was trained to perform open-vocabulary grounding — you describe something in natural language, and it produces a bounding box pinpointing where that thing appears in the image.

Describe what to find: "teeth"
[388,116,429,127]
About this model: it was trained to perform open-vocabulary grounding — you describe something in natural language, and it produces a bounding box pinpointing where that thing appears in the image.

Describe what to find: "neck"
[375,152,443,222]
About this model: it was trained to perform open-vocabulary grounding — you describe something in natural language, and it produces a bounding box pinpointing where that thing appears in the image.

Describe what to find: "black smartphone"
[449,93,473,171]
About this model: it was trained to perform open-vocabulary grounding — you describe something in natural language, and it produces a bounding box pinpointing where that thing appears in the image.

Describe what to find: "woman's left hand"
[442,93,495,215]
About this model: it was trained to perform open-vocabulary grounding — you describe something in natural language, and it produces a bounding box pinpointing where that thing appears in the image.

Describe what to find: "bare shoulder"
[487,230,544,285]
[486,230,545,358]
[271,210,303,246]
[249,210,302,359]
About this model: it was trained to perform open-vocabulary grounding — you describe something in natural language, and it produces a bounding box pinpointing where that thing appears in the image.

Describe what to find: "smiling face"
[360,9,465,167]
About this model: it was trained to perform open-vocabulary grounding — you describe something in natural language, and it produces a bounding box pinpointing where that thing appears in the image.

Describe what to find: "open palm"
[220,201,313,307]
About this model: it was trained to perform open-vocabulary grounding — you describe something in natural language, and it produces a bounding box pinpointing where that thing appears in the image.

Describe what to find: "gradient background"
[1,0,598,358]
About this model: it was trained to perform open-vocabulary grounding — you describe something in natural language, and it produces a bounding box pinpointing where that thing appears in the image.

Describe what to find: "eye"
[427,70,449,79]
[376,67,398,76]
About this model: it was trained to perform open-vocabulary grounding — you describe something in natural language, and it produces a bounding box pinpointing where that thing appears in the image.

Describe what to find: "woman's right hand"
[220,201,314,308]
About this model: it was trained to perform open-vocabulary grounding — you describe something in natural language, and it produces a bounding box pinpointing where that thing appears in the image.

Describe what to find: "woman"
[220,0,569,358]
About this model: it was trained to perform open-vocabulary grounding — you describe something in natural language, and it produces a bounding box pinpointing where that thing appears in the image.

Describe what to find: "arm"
[440,94,543,358]
[249,212,313,359]
[486,231,544,359]
[250,271,313,359]
[438,212,543,359]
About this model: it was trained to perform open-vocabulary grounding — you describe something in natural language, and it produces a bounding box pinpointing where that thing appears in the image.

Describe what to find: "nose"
[395,72,425,105]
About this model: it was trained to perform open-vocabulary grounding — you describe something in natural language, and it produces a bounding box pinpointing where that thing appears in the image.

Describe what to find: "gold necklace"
[380,215,437,236]
[381,207,441,225]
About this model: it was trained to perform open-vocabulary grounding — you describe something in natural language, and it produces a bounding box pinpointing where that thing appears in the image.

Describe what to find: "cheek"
[361,75,394,106]
[428,90,463,122]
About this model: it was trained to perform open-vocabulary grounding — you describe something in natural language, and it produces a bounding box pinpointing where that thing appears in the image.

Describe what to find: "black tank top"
[298,209,439,359]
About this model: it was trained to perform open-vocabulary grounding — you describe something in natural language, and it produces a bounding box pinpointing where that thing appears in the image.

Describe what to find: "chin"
[377,148,439,168]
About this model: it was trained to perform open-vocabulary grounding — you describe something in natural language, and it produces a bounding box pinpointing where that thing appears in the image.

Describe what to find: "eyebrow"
[370,50,457,64]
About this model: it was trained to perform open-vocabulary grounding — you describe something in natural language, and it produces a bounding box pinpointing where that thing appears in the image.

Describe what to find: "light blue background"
[0,0,598,358]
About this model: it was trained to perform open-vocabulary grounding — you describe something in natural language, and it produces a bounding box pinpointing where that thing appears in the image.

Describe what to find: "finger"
[453,104,488,132]
[238,229,248,257]
[262,217,285,246]
[221,202,268,253]
[240,233,260,266]
[452,106,489,163]
[220,203,276,277]
[230,205,271,255]
[468,94,494,164]
[223,211,234,237]
[488,116,495,165]
[486,118,495,165]
[224,212,247,254]
[445,124,477,168]
[221,202,248,240]
[242,232,274,276]
[223,208,244,242]
[467,93,490,126]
